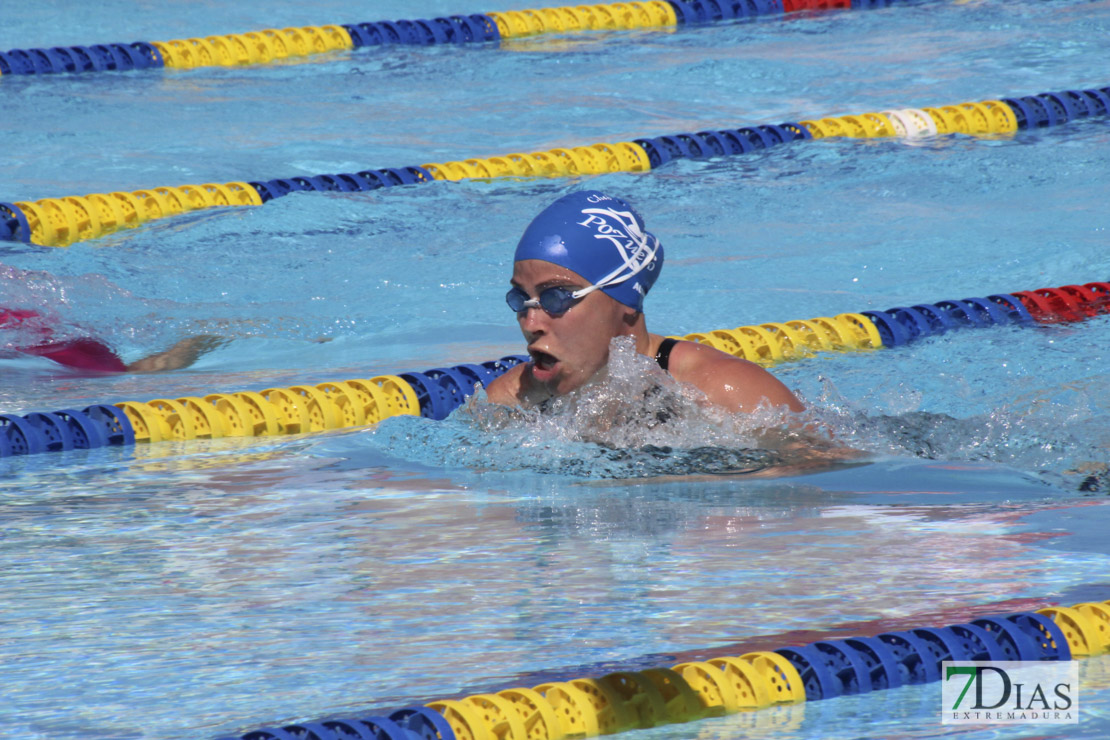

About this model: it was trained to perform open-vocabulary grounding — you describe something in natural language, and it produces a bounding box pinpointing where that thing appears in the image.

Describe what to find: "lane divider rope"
[3,85,1107,247]
[0,1,916,78]
[212,596,1110,740]
[2,280,1107,458]
[0,183,262,247]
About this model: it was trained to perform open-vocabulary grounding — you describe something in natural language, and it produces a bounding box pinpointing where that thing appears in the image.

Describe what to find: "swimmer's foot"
[126,335,226,373]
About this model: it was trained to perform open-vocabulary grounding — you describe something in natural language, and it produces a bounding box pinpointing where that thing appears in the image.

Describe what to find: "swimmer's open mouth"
[530,349,558,371]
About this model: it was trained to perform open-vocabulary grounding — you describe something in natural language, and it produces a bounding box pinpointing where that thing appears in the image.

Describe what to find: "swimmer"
[485,190,804,413]
[1,307,221,373]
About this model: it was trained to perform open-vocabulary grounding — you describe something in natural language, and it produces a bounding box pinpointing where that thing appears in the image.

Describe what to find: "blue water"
[2,0,1110,738]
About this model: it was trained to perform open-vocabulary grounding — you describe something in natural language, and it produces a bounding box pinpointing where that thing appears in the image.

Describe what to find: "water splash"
[370,337,850,480]
[807,375,1110,493]
[361,336,1110,489]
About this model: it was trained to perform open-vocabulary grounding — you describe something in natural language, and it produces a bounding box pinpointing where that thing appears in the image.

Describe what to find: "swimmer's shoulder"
[660,337,805,413]
[484,362,529,406]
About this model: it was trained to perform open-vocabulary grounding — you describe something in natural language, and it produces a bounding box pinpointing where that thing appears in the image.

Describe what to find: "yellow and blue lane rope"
[0,1,908,77]
[2,85,1107,248]
[1,279,1106,458]
[208,595,1110,740]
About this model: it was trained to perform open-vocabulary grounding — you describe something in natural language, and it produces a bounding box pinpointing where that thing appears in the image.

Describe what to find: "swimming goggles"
[506,284,601,316]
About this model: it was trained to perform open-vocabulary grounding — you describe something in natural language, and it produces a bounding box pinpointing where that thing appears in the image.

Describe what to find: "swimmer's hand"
[126,335,226,373]
[756,418,870,465]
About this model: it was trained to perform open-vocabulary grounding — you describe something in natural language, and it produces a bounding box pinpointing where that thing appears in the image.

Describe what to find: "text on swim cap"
[577,207,659,288]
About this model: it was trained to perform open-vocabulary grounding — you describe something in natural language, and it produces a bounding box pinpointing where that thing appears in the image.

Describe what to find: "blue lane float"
[0,42,163,75]
[247,167,434,204]
[342,15,499,48]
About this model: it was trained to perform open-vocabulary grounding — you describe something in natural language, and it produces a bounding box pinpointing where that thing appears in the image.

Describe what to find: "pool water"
[2,0,1110,738]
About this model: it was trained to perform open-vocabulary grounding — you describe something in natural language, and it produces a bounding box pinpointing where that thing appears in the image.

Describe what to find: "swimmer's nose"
[519,304,547,333]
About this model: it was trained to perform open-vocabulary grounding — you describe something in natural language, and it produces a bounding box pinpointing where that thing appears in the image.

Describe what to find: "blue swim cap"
[514,190,664,311]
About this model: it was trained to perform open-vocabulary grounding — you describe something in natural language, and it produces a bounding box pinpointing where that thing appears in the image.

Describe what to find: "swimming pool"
[2,0,1110,737]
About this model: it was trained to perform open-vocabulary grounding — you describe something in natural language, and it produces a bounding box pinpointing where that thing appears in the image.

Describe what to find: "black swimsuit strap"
[654,337,679,373]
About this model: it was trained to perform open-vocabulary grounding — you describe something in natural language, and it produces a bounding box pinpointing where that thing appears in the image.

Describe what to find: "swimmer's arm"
[668,341,805,414]
[678,347,868,460]
[126,335,224,373]
[666,342,871,465]
[672,344,869,460]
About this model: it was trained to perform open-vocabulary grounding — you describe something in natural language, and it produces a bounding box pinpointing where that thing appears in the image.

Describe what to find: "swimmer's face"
[511,259,633,397]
